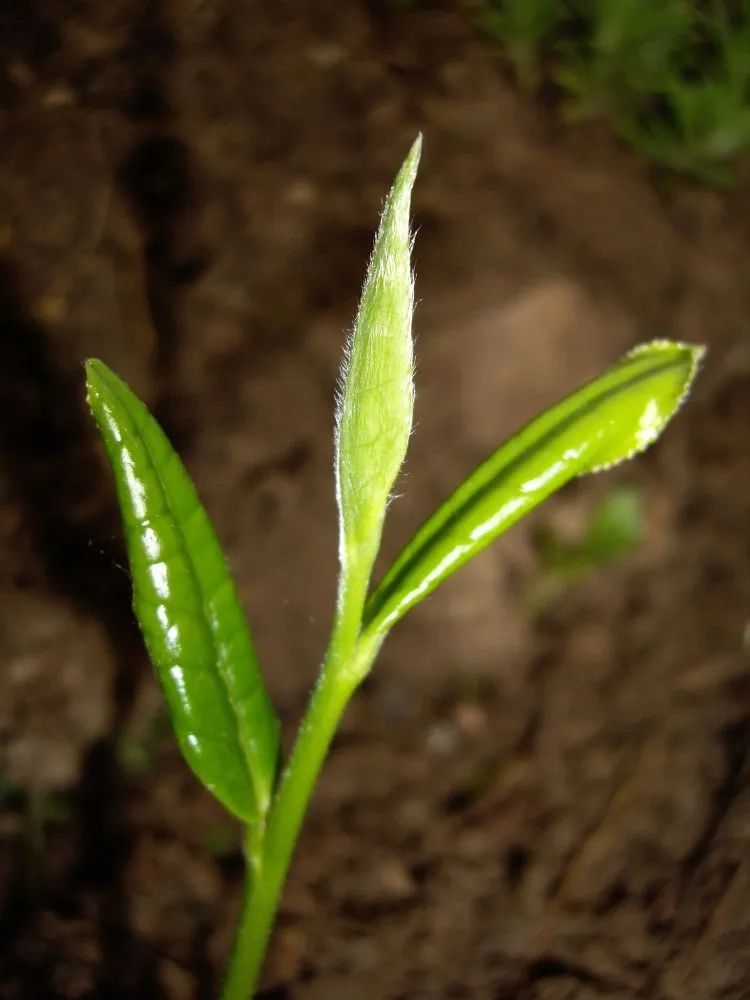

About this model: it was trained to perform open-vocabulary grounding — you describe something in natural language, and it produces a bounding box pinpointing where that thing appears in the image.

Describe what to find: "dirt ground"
[1,2,750,997]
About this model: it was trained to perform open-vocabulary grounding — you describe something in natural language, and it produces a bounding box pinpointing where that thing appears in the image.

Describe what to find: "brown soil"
[1,2,749,998]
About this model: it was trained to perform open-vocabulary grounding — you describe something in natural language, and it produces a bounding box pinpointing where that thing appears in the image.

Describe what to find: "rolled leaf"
[86,359,279,822]
[335,136,420,576]
[363,339,703,637]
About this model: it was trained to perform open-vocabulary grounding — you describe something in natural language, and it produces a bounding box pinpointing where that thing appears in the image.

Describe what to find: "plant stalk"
[221,561,379,998]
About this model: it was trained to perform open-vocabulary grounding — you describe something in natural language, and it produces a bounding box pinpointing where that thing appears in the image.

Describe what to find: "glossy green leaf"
[363,339,703,637]
[335,136,420,578]
[86,360,279,823]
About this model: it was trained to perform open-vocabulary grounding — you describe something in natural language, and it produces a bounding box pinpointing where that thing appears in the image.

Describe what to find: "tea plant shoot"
[86,137,703,997]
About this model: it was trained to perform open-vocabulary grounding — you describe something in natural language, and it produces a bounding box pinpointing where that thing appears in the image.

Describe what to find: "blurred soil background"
[1,1,750,997]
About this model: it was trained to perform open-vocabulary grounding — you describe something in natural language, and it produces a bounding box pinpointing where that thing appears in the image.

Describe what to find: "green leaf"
[86,360,279,823]
[580,484,643,565]
[363,339,703,637]
[335,136,420,581]
[558,0,693,122]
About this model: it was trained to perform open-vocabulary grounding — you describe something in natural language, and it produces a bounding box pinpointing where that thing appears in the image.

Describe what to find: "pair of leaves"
[87,140,703,824]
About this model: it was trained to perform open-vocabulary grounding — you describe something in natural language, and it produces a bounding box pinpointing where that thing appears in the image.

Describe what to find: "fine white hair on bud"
[335,135,421,573]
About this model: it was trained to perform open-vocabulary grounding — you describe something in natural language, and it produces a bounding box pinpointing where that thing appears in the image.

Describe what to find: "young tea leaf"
[335,136,420,578]
[86,360,280,823]
[363,340,703,637]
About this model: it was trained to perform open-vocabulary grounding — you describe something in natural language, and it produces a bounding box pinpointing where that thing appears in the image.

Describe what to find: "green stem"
[221,559,380,999]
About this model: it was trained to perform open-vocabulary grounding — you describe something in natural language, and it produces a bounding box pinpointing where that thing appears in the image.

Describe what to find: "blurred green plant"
[557,0,693,122]
[618,2,750,184]
[474,0,565,91]
[537,484,644,578]
[471,0,750,185]
[528,484,644,612]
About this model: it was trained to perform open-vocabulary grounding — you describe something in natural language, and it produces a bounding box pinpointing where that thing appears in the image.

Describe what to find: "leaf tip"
[405,132,423,174]
[84,356,101,383]
[84,357,116,399]
[387,135,422,216]
[84,357,107,410]
[587,338,705,474]
[627,336,705,378]
[625,338,705,416]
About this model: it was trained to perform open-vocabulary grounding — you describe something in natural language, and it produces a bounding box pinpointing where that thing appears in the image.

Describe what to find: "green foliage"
[621,80,750,185]
[86,141,703,997]
[475,0,564,90]
[618,3,750,184]
[535,480,642,581]
[558,0,693,122]
[527,484,643,614]
[472,0,750,185]
[575,484,643,565]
